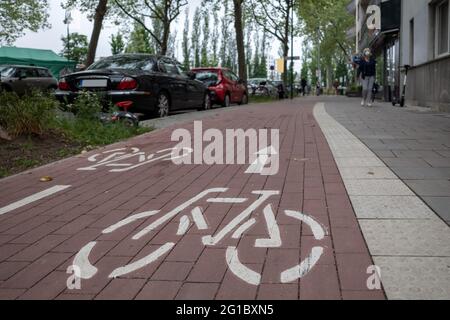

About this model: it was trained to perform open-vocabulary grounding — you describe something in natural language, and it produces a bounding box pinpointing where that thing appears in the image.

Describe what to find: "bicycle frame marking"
[77,147,193,172]
[69,188,327,286]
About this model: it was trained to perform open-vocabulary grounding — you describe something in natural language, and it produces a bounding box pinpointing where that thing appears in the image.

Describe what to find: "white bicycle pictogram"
[69,188,327,286]
[77,146,193,173]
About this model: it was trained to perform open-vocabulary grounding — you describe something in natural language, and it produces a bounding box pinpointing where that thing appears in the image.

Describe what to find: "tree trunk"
[85,0,108,67]
[233,0,247,85]
[160,23,170,56]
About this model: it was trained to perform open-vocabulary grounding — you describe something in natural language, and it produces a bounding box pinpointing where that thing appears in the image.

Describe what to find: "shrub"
[70,91,104,120]
[0,91,57,137]
[57,117,149,146]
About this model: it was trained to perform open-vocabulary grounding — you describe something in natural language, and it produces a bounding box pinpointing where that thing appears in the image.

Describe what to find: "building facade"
[349,0,402,102]
[401,0,450,111]
[349,0,449,111]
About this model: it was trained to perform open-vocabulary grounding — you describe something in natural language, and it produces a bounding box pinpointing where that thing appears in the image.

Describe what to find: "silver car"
[248,78,278,97]
[0,65,58,95]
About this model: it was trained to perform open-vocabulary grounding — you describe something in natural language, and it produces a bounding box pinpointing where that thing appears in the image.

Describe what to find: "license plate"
[79,79,107,88]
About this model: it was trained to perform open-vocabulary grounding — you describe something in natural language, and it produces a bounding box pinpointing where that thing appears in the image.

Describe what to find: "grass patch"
[0,90,151,178]
[57,118,149,146]
[249,95,278,104]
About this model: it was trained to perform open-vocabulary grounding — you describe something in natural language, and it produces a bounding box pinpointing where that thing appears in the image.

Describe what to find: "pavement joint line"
[313,102,450,300]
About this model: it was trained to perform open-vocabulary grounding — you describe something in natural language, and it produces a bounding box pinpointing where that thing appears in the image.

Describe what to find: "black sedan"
[55,54,211,117]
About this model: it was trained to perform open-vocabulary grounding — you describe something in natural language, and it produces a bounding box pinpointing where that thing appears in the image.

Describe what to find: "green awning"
[0,46,76,79]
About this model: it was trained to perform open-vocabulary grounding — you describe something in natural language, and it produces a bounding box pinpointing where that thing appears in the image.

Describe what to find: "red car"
[191,67,248,107]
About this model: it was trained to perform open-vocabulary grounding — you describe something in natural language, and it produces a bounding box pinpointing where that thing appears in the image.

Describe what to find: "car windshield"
[88,56,155,71]
[0,66,14,77]
[195,71,219,86]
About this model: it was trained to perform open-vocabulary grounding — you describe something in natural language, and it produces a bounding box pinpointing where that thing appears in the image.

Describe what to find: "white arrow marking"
[71,241,98,280]
[0,185,71,216]
[109,242,175,278]
[226,246,261,286]
[245,146,278,175]
[255,204,282,248]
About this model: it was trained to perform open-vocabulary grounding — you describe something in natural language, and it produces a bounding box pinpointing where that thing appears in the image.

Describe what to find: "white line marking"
[285,210,326,240]
[255,204,282,248]
[232,218,256,239]
[202,190,279,246]
[133,188,228,240]
[207,198,247,204]
[0,185,71,216]
[280,246,323,283]
[109,242,175,278]
[177,215,190,235]
[226,246,261,286]
[102,211,159,234]
[191,207,208,230]
[71,241,98,280]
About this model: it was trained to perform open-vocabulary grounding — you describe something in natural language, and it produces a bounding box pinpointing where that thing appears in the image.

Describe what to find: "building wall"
[401,0,450,111]
[401,0,429,65]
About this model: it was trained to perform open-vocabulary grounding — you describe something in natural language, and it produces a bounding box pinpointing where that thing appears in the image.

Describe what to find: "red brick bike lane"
[0,99,385,300]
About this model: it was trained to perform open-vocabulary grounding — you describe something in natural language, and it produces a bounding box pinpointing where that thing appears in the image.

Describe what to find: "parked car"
[0,65,57,95]
[55,54,210,117]
[191,67,248,107]
[248,78,277,97]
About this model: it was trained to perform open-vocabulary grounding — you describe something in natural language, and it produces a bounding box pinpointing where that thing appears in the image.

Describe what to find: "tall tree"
[63,0,113,67]
[200,9,210,66]
[113,0,187,55]
[298,0,353,87]
[60,32,89,64]
[125,22,153,54]
[250,0,295,86]
[0,0,50,45]
[210,11,220,66]
[219,1,231,67]
[191,8,202,67]
[110,33,125,54]
[181,9,190,70]
[232,0,247,83]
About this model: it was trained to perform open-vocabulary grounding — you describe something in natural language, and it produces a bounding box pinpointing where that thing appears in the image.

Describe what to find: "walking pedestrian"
[359,48,377,107]
[301,78,307,96]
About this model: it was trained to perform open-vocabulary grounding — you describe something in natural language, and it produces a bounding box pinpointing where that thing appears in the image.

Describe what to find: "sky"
[14,0,302,73]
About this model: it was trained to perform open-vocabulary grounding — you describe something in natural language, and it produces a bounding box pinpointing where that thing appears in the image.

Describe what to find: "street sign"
[276,59,284,73]
[288,56,300,60]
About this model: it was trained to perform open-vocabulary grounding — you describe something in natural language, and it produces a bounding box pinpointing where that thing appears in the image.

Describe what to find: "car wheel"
[156,92,170,118]
[222,94,231,108]
[239,92,248,105]
[202,92,212,111]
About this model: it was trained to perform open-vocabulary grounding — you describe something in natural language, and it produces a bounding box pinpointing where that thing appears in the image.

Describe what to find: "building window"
[436,0,449,56]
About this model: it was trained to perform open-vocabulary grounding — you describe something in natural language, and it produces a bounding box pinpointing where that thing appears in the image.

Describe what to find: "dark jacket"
[360,58,377,78]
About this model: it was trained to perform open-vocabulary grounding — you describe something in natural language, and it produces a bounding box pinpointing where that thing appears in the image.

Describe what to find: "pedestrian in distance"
[277,82,286,100]
[359,48,377,107]
[301,78,307,96]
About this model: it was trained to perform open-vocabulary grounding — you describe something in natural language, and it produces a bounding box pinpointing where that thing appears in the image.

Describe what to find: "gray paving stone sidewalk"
[324,97,450,225]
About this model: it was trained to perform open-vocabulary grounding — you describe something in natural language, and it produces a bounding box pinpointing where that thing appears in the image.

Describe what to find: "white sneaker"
[361,100,366,106]
[368,102,373,107]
